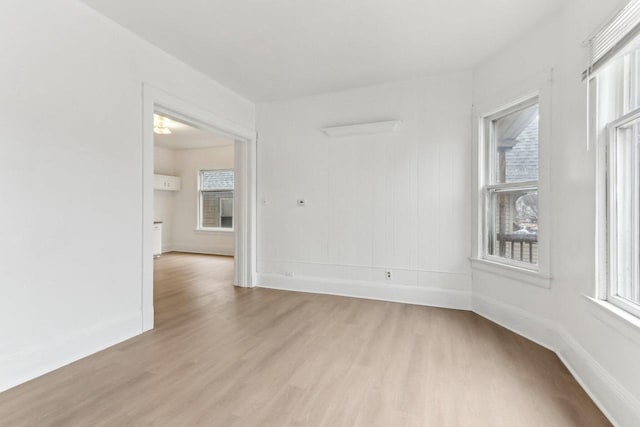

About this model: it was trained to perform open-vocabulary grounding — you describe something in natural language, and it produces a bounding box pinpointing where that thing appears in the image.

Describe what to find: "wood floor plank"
[0,252,611,426]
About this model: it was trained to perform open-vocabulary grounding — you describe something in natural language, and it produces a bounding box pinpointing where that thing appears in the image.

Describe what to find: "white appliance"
[153,222,162,256]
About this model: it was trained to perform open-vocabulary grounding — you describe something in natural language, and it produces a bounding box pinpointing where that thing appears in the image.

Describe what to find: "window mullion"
[486,181,538,192]
[635,125,640,303]
[608,133,618,303]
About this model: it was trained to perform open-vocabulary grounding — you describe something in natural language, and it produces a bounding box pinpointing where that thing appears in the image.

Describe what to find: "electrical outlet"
[385,270,392,280]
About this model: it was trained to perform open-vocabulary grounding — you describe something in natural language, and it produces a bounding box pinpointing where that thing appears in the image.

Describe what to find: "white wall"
[154,146,177,175]
[154,147,177,249]
[172,145,235,255]
[0,0,254,391]
[471,0,640,425]
[256,73,473,308]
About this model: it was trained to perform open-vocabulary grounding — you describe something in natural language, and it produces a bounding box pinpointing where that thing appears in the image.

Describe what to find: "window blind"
[586,0,640,76]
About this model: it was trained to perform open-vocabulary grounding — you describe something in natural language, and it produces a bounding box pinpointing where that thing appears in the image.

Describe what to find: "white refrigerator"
[153,222,162,256]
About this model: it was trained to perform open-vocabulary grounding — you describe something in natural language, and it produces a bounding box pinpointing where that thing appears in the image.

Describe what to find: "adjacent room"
[152,113,236,326]
[1,0,640,426]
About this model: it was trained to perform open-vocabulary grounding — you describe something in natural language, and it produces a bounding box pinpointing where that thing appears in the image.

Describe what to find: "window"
[608,112,640,317]
[482,97,540,268]
[199,170,234,230]
[596,31,640,318]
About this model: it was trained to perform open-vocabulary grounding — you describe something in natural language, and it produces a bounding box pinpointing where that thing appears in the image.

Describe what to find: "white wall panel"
[257,74,473,301]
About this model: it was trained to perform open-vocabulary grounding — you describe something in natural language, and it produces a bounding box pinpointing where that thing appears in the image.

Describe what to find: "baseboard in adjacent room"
[169,245,234,257]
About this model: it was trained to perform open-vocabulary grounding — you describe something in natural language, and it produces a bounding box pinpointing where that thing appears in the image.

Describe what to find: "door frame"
[141,84,257,331]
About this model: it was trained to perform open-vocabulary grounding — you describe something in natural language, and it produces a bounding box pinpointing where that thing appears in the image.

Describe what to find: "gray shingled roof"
[202,170,234,190]
[505,117,538,182]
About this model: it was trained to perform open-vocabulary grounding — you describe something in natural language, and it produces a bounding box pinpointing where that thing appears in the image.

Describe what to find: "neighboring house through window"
[482,97,540,268]
[199,170,234,230]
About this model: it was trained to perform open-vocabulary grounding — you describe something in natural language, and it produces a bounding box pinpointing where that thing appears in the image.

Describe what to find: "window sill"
[194,228,234,234]
[470,258,552,289]
[584,295,640,346]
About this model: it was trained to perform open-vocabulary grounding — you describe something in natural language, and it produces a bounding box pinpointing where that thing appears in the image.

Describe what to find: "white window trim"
[482,96,540,271]
[470,258,551,289]
[197,168,235,232]
[584,295,640,343]
[602,107,640,319]
[471,81,552,288]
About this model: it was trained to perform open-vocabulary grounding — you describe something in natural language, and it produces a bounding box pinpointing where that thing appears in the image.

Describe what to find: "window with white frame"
[199,170,234,230]
[482,97,540,268]
[607,111,640,317]
[594,29,640,318]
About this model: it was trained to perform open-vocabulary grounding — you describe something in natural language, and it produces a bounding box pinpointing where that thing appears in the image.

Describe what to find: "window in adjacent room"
[199,169,234,230]
[482,97,540,268]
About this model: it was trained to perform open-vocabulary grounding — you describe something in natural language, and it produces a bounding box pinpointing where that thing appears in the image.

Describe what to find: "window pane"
[493,104,539,183]
[488,189,538,264]
[220,197,233,228]
[202,170,234,190]
[612,118,640,305]
[202,191,233,228]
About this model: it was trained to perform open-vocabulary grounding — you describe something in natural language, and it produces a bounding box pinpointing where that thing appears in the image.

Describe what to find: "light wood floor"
[0,252,610,426]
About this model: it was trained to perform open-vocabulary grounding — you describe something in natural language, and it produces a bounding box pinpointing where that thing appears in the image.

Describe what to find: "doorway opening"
[142,85,256,331]
[152,113,237,326]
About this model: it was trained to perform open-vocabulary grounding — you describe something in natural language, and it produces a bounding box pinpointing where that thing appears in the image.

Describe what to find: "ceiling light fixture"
[153,114,173,135]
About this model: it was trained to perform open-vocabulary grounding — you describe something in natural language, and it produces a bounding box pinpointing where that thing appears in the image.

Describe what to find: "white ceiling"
[82,0,567,102]
[154,115,234,150]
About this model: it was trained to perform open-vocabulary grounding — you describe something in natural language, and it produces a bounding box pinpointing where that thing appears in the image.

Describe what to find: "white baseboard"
[170,244,234,256]
[472,293,557,351]
[256,273,472,310]
[473,293,640,426]
[258,259,471,290]
[556,328,640,427]
[0,311,142,393]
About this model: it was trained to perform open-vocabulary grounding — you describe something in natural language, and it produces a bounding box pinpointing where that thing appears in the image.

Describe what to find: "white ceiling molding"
[321,120,402,138]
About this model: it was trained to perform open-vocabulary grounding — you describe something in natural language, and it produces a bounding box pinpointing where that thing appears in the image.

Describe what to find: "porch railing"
[497,233,538,264]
